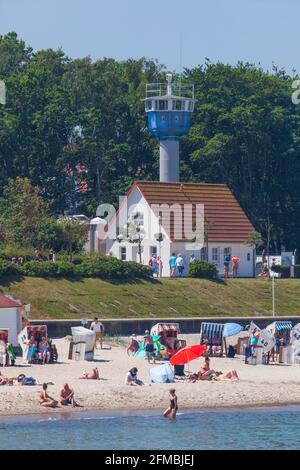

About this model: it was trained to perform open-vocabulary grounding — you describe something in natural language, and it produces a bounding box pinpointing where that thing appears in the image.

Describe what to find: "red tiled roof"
[0,295,21,308]
[136,181,254,243]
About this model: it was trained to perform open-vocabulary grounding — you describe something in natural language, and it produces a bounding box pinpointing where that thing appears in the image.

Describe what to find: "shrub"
[0,254,152,280]
[189,261,218,279]
[22,261,76,278]
[0,260,23,278]
[77,256,152,280]
[270,264,291,278]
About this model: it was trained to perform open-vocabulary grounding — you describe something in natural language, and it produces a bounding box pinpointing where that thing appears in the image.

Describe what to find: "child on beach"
[163,389,178,420]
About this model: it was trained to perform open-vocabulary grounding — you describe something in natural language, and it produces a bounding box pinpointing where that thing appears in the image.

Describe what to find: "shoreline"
[2,402,300,423]
[2,335,300,420]
[2,399,300,421]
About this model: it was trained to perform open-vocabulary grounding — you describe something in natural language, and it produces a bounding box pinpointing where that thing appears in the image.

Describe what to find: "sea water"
[0,406,300,450]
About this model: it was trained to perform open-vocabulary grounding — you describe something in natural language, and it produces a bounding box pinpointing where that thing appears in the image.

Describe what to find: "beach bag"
[22,376,36,385]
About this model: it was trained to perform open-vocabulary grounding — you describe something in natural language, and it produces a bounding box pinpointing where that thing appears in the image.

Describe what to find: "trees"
[0,177,50,246]
[1,33,300,254]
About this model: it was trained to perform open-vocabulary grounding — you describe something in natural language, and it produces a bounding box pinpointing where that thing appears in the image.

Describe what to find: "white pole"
[272,274,275,317]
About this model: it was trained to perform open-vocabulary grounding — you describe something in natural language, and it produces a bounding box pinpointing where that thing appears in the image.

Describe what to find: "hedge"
[270,264,291,278]
[0,257,152,280]
[189,261,218,279]
[294,265,300,278]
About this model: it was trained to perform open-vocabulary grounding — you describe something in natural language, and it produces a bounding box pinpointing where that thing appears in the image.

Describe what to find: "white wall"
[168,242,254,277]
[104,186,254,278]
[0,307,22,346]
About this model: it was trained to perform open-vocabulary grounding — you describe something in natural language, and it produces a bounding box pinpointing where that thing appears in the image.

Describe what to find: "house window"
[133,212,144,227]
[212,248,219,262]
[200,247,206,261]
[150,246,157,257]
[120,246,126,261]
[224,247,231,257]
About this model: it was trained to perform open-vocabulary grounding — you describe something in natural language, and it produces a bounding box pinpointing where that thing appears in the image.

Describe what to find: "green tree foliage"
[1,33,300,252]
[0,177,50,246]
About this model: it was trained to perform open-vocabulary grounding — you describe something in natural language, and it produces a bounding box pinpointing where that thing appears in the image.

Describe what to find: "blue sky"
[0,0,299,73]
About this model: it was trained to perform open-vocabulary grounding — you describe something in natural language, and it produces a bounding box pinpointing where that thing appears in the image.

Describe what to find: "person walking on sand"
[163,389,178,420]
[90,317,105,349]
[143,330,156,364]
[39,383,58,408]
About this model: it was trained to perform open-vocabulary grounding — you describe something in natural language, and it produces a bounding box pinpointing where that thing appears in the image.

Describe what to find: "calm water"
[0,406,300,450]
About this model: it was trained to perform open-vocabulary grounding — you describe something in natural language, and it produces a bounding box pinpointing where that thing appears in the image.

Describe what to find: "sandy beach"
[1,334,300,418]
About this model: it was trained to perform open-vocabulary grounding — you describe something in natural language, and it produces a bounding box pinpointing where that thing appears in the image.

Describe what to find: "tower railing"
[146,82,194,99]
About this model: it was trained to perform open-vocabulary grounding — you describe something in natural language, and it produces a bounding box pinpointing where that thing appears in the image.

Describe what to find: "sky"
[0,0,300,73]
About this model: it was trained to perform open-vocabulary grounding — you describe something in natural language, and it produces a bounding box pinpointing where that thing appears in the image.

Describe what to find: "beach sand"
[1,334,300,417]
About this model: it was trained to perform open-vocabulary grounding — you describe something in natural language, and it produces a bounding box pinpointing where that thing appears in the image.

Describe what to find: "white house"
[103,181,255,278]
[0,295,23,346]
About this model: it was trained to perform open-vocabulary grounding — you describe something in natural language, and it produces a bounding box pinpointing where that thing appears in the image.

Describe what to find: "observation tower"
[144,73,195,182]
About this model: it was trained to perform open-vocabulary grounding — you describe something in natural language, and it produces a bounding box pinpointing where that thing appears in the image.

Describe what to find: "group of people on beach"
[39,383,77,408]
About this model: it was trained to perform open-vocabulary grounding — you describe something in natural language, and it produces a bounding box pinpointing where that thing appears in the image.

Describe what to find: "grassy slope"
[0,277,300,319]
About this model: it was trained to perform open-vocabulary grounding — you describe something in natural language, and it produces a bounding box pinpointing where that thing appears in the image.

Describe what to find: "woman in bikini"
[198,357,216,380]
[163,389,178,420]
[39,383,58,408]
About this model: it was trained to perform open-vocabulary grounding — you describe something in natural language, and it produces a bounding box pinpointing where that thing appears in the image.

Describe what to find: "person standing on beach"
[163,389,178,420]
[90,317,105,349]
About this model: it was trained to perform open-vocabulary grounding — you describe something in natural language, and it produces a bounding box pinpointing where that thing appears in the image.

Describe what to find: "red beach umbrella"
[170,344,206,366]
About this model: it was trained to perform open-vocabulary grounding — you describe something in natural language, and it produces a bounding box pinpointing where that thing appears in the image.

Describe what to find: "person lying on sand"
[80,368,100,379]
[212,369,239,381]
[0,372,14,385]
[60,383,78,407]
[39,383,58,408]
[16,374,36,385]
[125,367,144,386]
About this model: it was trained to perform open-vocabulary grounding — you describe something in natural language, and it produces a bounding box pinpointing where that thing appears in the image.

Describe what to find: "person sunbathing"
[198,357,216,380]
[60,383,77,407]
[39,383,58,408]
[213,369,239,381]
[80,368,100,379]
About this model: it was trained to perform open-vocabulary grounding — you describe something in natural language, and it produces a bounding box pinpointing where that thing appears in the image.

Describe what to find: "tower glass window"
[172,100,182,111]
[158,100,168,111]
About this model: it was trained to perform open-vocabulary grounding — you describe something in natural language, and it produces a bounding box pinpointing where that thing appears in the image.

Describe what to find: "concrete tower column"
[159,140,179,182]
